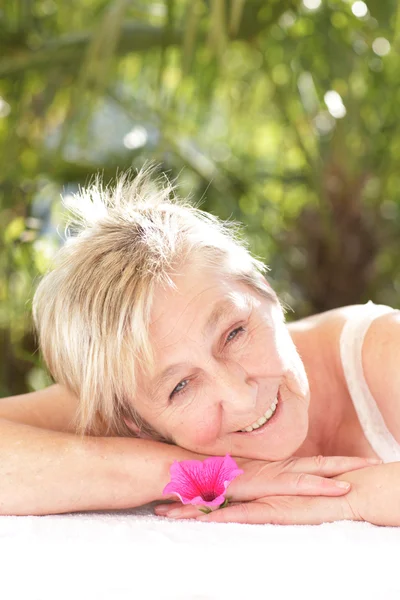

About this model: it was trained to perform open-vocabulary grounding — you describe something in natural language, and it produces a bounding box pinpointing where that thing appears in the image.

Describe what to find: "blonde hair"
[32,167,280,440]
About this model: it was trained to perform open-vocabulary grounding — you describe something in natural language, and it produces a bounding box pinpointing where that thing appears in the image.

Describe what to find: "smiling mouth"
[236,393,279,433]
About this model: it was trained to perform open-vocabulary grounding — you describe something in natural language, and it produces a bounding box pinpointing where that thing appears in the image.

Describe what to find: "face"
[131,266,311,461]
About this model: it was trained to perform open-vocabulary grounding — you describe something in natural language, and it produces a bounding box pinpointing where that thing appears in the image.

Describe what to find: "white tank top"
[340,300,400,463]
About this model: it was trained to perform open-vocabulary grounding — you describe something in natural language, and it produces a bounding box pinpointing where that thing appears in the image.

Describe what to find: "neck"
[287,323,347,458]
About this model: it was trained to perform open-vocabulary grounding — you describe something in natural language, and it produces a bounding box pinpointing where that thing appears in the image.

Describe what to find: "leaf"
[57,0,130,155]
[208,0,227,62]
[219,498,229,509]
[229,0,246,37]
[182,0,202,75]
[4,217,25,244]
[80,0,130,94]
[198,507,212,514]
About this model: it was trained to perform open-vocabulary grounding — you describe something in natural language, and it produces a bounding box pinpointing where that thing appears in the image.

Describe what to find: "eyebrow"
[150,299,238,396]
[202,298,236,336]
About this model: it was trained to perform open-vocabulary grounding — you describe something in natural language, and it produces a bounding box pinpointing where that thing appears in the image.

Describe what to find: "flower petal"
[189,494,226,508]
[218,454,244,490]
[162,454,243,507]
[201,454,243,495]
[162,460,205,503]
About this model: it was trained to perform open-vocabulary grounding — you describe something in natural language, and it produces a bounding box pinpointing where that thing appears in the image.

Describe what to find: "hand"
[154,455,381,521]
[331,462,400,527]
[194,462,393,525]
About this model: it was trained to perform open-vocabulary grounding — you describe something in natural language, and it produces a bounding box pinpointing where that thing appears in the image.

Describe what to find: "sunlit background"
[1,0,399,397]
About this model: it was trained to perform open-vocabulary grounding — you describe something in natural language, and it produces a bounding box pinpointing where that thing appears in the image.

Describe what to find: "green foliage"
[1,0,400,396]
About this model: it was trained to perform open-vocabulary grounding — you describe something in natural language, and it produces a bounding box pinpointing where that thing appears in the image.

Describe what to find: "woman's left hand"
[155,489,360,525]
[155,463,400,526]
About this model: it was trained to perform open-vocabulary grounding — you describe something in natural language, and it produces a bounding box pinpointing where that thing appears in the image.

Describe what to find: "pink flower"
[162,454,244,509]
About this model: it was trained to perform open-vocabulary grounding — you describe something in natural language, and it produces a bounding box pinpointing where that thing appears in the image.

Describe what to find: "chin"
[227,391,310,462]
[237,432,308,461]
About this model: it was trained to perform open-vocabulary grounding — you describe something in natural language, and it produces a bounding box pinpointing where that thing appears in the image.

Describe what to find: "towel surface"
[1,503,399,600]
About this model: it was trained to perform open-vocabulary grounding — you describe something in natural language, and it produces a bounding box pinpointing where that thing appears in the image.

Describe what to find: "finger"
[154,502,205,520]
[196,495,359,526]
[228,471,352,501]
[282,455,382,477]
[251,472,352,496]
[154,502,182,515]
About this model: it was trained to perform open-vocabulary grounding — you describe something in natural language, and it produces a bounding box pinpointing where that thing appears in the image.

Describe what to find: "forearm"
[0,418,200,516]
[333,462,400,526]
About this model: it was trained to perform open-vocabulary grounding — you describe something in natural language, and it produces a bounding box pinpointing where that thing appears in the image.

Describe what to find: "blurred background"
[1,0,399,398]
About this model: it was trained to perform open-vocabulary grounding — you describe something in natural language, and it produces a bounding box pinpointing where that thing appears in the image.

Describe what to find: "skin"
[126,264,377,463]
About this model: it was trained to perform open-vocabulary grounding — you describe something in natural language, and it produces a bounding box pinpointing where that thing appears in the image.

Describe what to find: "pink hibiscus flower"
[162,454,244,509]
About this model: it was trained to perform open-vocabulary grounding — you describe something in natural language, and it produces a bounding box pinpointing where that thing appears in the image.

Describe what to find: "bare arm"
[0,417,197,516]
[0,385,380,518]
[0,383,198,515]
[0,384,82,433]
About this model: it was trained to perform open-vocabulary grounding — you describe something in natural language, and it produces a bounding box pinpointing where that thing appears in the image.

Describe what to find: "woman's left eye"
[226,326,245,344]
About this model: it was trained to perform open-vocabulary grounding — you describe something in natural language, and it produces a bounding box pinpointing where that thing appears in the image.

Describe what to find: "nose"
[212,359,257,413]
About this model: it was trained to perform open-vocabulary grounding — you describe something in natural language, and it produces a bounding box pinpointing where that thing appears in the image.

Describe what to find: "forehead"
[149,267,255,347]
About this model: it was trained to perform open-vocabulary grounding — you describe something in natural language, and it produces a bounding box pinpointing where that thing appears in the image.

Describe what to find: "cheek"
[243,321,305,391]
[175,405,221,448]
[242,325,285,376]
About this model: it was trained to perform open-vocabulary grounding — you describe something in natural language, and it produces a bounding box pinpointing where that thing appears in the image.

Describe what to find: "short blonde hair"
[32,167,280,440]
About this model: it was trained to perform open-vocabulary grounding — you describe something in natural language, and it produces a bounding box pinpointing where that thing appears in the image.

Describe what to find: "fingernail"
[155,505,170,515]
[335,481,351,490]
[366,458,383,464]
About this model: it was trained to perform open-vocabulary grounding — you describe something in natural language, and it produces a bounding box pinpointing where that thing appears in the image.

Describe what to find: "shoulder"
[288,302,395,337]
[287,303,370,338]
[317,303,400,444]
[289,303,400,443]
[361,307,400,443]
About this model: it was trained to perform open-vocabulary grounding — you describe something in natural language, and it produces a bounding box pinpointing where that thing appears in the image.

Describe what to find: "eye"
[169,326,246,400]
[169,378,189,399]
[226,326,245,344]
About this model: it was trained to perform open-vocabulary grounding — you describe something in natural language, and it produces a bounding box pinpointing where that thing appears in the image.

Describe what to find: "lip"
[235,389,282,435]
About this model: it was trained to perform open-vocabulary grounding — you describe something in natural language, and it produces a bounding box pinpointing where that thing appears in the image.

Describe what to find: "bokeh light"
[123,126,148,150]
[372,37,391,57]
[351,1,368,18]
[302,0,322,10]
[324,91,347,119]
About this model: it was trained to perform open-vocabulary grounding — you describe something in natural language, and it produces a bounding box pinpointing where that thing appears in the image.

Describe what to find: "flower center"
[201,491,218,502]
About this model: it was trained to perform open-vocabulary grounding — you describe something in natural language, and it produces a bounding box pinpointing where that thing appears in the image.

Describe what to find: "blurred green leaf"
[4,217,25,244]
[1,0,400,397]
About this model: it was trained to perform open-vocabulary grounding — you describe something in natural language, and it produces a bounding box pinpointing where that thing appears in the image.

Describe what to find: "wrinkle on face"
[129,266,309,459]
[152,283,221,348]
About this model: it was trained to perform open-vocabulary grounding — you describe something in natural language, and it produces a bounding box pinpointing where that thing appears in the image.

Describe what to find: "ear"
[123,417,153,440]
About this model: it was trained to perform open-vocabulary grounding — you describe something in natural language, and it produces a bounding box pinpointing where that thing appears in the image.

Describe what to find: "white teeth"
[239,395,279,432]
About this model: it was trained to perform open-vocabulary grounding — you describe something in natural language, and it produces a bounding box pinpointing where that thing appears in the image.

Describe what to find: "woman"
[1,168,399,524]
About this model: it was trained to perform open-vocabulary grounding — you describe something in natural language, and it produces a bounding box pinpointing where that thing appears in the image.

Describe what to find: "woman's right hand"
[227,455,382,501]
[154,455,381,519]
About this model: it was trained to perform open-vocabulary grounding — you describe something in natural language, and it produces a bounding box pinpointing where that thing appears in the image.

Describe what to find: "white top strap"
[339,301,400,463]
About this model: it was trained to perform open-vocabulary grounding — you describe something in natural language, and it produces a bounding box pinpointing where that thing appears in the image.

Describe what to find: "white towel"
[1,503,399,600]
